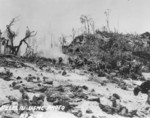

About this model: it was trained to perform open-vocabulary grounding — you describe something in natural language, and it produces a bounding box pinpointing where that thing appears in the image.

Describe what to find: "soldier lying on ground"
[134,80,150,104]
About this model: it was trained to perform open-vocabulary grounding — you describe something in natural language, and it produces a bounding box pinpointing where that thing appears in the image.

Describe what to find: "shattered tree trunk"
[0,41,1,54]
[4,43,7,55]
[5,18,37,56]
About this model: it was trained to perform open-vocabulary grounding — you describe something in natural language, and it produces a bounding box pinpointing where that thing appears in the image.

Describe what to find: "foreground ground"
[0,56,150,118]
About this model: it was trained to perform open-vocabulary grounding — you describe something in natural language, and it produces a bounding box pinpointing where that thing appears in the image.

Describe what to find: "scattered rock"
[43,76,49,82]
[88,97,100,103]
[110,72,117,77]
[47,96,56,102]
[86,108,93,114]
[72,109,82,117]
[31,94,45,106]
[99,103,115,114]
[58,57,63,64]
[0,70,13,81]
[62,70,67,76]
[1,114,19,118]
[112,93,120,100]
[6,95,17,102]
[44,80,53,85]
[129,110,138,116]
[91,115,98,118]
[82,85,88,90]
[74,92,88,99]
[34,86,48,92]
[12,83,21,89]
[119,107,128,116]
[91,89,95,92]
[53,99,72,112]
[56,85,65,92]
[16,76,22,80]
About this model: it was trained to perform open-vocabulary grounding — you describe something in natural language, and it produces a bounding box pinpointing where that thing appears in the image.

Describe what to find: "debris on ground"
[0,33,150,118]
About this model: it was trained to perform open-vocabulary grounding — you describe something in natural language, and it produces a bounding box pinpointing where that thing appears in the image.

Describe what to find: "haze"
[0,0,150,57]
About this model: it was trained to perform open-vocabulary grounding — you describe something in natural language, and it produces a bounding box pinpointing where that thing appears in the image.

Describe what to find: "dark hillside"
[63,31,150,79]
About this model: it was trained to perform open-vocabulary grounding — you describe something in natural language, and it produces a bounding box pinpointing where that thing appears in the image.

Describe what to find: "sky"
[0,0,150,56]
[1,0,150,36]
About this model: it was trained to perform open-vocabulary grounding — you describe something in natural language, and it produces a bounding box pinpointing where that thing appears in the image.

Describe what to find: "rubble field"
[0,54,150,118]
[1,31,150,118]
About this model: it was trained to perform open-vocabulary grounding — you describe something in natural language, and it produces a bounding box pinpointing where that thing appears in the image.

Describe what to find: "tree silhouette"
[3,18,37,55]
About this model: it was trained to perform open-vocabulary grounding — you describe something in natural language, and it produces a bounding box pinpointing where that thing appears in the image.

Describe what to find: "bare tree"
[90,19,95,34]
[4,18,36,55]
[80,15,93,34]
[0,30,3,54]
[72,28,76,39]
[104,9,111,32]
[59,34,67,47]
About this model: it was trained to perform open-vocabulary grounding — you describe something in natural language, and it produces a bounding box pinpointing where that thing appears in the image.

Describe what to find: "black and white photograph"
[0,0,150,118]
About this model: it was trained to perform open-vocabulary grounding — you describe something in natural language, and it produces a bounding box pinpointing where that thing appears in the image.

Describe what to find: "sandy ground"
[0,63,150,118]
